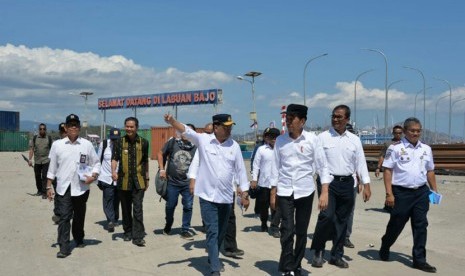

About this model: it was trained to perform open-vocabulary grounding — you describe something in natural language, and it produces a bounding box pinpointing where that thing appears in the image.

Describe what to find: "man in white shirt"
[164,113,249,276]
[310,105,371,269]
[46,114,101,258]
[251,127,281,237]
[270,104,331,276]
[97,128,121,233]
[380,117,438,273]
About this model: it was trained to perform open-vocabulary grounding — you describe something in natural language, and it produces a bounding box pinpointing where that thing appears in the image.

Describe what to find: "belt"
[393,184,426,190]
[332,175,352,182]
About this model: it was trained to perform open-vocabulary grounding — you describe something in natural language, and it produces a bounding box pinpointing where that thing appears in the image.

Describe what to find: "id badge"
[80,154,87,164]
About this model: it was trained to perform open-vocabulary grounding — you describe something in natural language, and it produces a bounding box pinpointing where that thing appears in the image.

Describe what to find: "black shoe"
[123,234,132,242]
[281,272,294,276]
[293,267,302,276]
[181,232,194,240]
[311,250,324,268]
[379,246,390,261]
[163,225,171,235]
[222,248,244,258]
[108,222,115,233]
[329,258,349,268]
[35,192,42,196]
[56,251,71,258]
[344,238,355,248]
[75,240,85,248]
[132,239,146,247]
[269,227,281,238]
[413,262,437,273]
[261,224,268,232]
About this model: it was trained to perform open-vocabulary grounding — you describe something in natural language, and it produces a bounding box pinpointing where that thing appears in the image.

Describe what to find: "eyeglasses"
[331,115,346,120]
[66,122,80,128]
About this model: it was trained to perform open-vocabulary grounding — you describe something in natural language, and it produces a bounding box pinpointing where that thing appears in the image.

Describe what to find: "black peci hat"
[286,104,308,117]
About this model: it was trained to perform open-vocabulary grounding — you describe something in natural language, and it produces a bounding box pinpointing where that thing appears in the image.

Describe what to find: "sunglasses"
[39,128,46,130]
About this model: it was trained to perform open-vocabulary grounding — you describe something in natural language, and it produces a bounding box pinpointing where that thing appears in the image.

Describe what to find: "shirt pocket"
[323,144,338,159]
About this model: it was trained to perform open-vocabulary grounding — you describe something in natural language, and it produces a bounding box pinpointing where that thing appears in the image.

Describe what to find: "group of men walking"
[28,103,438,274]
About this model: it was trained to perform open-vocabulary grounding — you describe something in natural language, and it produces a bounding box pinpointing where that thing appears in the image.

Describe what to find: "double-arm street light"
[237,71,262,141]
[403,66,426,125]
[353,69,374,129]
[303,53,328,106]
[362,48,388,136]
[434,78,453,143]
[435,95,449,143]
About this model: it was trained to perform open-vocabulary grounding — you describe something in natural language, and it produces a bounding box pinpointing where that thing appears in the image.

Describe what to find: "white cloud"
[0,44,233,124]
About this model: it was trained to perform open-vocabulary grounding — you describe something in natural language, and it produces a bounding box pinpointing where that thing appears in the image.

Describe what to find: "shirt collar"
[329,127,348,137]
[401,137,422,149]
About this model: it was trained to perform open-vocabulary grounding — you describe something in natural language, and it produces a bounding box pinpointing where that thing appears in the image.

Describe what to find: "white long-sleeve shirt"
[183,126,249,204]
[318,128,370,185]
[271,130,330,199]
[251,144,275,188]
[47,137,101,196]
[97,139,117,186]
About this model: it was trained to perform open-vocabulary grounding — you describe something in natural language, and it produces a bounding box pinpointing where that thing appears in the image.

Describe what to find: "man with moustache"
[379,117,438,273]
[46,114,100,258]
[164,113,249,276]
[310,105,371,269]
[112,117,149,247]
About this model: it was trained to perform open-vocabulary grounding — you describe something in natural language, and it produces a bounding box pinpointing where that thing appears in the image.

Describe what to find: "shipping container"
[151,127,176,160]
[0,131,29,151]
[150,126,208,160]
[0,111,20,131]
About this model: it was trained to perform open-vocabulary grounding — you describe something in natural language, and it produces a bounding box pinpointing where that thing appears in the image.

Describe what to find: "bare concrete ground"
[0,151,464,276]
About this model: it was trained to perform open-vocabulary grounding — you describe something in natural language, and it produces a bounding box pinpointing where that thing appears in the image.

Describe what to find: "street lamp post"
[303,53,328,106]
[404,66,426,125]
[362,48,388,136]
[237,71,262,141]
[434,78,453,143]
[354,69,374,129]
[451,97,465,142]
[413,86,432,117]
[435,95,449,144]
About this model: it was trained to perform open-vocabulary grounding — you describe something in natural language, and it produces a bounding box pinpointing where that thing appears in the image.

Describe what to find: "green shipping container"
[119,129,152,159]
[0,131,30,151]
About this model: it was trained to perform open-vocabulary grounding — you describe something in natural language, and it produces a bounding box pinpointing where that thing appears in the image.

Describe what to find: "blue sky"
[1,0,464,139]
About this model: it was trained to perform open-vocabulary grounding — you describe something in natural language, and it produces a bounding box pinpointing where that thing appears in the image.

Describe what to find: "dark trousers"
[34,162,49,194]
[278,193,314,272]
[223,195,237,252]
[200,198,232,273]
[257,187,281,229]
[311,177,355,260]
[119,189,145,240]
[381,185,430,264]
[346,186,358,238]
[56,187,90,253]
[52,178,59,216]
[101,183,120,224]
